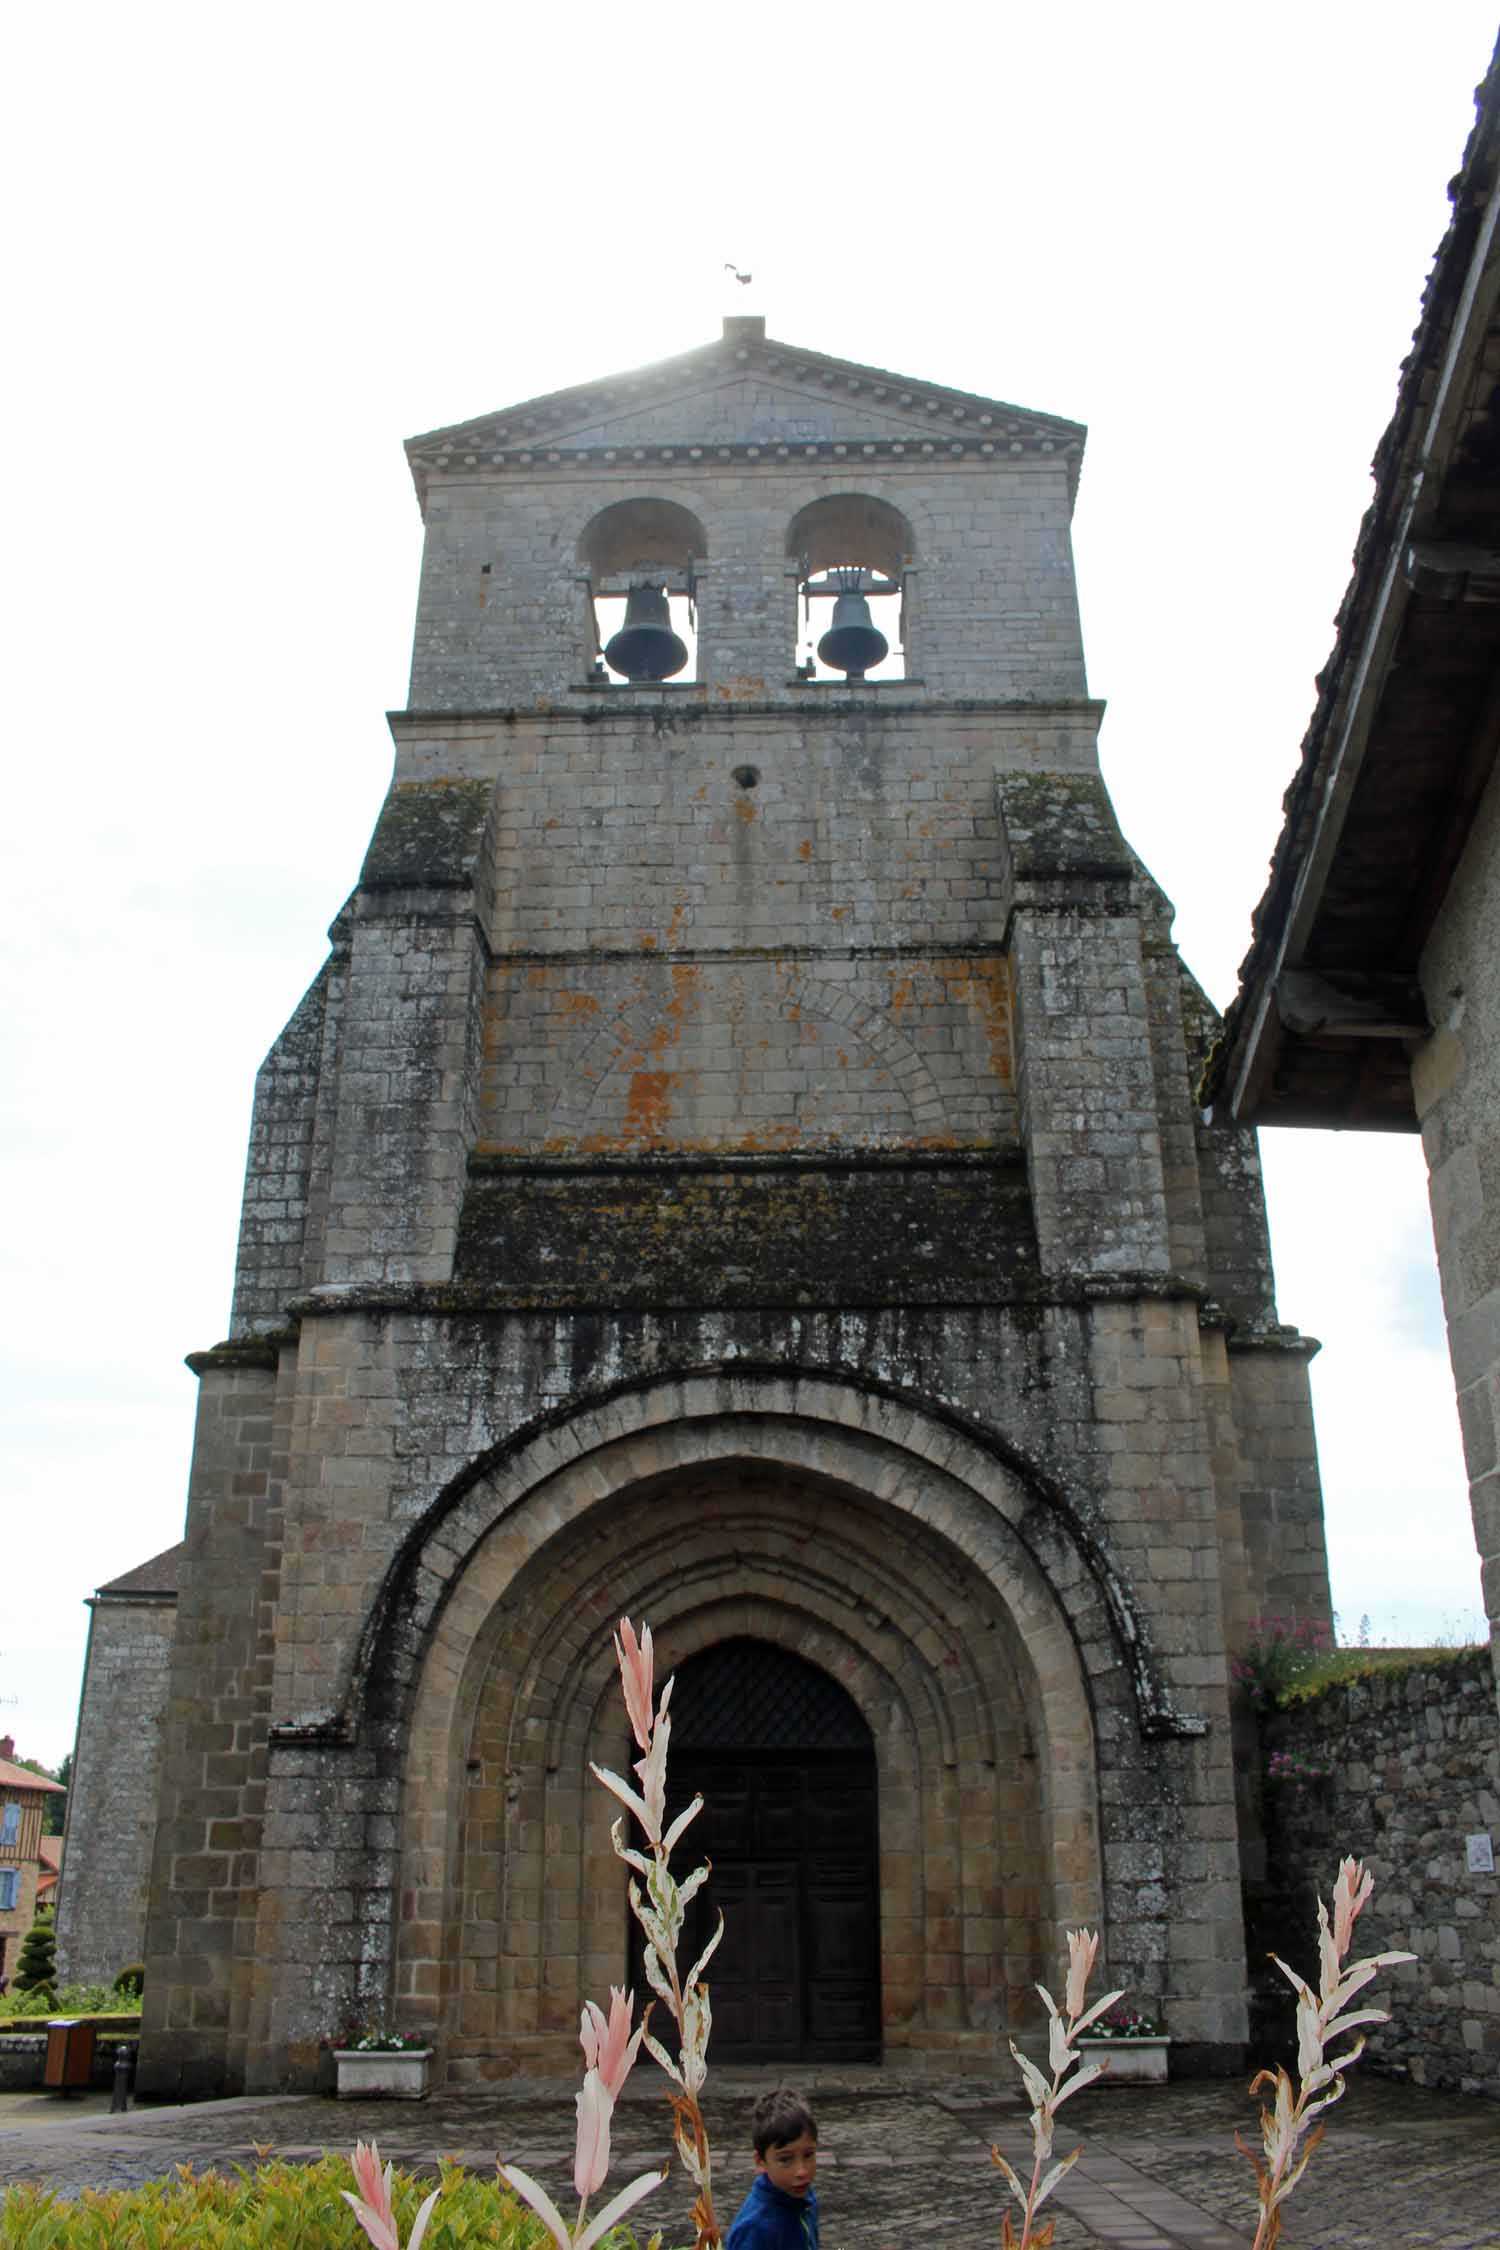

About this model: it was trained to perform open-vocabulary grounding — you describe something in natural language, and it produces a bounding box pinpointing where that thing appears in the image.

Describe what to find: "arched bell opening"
[628,1636,880,2065]
[786,493,913,681]
[577,497,706,684]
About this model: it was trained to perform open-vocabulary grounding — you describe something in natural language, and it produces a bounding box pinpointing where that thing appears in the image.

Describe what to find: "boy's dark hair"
[751,2088,817,2155]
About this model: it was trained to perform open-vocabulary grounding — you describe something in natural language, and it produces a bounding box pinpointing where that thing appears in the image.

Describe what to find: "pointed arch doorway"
[630,1637,881,2064]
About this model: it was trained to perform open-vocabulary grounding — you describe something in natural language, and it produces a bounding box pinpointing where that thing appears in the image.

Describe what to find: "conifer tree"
[14,1913,56,1996]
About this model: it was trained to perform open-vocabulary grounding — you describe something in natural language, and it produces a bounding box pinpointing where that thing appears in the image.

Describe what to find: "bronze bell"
[817,589,889,680]
[604,584,689,681]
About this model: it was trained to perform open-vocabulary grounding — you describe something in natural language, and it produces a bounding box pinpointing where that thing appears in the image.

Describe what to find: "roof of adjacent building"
[94,1542,185,1599]
[1204,38,1500,1128]
[0,1755,65,1795]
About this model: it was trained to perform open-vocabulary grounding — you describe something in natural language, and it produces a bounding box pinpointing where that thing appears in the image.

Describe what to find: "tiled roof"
[0,1758,65,1795]
[95,1542,185,1598]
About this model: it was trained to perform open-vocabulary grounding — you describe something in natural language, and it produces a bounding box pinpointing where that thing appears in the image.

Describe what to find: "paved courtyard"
[1,2069,1497,2246]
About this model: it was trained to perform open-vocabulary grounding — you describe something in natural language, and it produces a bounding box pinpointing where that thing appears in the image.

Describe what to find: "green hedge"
[0,2153,666,2248]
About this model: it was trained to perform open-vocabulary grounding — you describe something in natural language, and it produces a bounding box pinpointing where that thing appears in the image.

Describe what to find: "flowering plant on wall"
[1266,1748,1331,1787]
[1232,1616,1333,1708]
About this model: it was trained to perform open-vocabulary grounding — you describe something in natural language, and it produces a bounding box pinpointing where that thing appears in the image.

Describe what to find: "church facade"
[104,320,1329,2095]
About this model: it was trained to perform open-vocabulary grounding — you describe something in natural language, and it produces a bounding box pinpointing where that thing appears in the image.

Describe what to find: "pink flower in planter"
[614,1617,655,1752]
[500,1982,664,2250]
[573,2068,612,2200]
[580,1985,644,2098]
[343,2140,439,2250]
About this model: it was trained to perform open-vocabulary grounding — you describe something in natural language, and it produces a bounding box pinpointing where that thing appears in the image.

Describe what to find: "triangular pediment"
[406,321,1085,505]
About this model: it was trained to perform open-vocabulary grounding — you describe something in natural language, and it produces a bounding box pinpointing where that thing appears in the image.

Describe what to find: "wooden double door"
[634,1748,880,2064]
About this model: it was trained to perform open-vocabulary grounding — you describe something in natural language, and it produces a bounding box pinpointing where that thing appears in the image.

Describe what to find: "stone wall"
[1415,755,1500,1699]
[55,1590,177,1987]
[1254,1648,1500,2094]
[0,2028,139,2093]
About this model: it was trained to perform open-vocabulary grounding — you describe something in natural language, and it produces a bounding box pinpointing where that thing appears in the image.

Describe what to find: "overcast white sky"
[3,4,1494,1766]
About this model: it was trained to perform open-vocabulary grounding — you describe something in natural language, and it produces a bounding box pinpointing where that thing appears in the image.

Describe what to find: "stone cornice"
[285,1269,1210,1321]
[410,431,1081,478]
[387,696,1108,735]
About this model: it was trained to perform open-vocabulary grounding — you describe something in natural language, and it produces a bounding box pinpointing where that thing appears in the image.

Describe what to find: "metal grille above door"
[669,1637,874,1751]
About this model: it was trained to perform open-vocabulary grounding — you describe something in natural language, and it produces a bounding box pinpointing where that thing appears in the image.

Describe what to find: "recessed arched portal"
[631,1636,880,2064]
[387,1376,1117,2082]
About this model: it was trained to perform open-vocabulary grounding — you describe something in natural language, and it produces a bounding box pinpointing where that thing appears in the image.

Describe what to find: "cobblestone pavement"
[1,2071,1497,2246]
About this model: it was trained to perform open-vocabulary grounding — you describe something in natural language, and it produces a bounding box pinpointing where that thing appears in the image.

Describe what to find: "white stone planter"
[1077,2035,1170,2083]
[333,2047,433,2100]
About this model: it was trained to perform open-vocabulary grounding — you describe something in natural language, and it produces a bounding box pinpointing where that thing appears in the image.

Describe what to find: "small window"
[0,1803,18,1848]
[0,1868,17,1911]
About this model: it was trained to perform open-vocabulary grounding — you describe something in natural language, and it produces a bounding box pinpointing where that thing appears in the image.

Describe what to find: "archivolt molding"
[512,1500,994,1774]
[401,1504,1076,2051]
[354,1364,1188,1746]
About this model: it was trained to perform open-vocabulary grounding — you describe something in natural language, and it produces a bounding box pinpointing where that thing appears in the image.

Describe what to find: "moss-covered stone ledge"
[184,1330,296,1377]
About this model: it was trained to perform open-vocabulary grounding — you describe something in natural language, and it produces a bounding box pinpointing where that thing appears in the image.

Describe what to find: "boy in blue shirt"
[724,2088,820,2248]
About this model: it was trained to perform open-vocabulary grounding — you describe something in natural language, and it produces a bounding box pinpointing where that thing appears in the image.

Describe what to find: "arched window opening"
[577,498,706,685]
[787,494,913,683]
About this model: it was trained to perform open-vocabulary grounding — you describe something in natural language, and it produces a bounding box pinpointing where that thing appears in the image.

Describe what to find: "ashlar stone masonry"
[76,320,1332,2096]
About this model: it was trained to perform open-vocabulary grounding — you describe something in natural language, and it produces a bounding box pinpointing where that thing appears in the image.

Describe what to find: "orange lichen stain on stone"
[830,904,848,921]
[733,794,757,825]
[886,974,916,1022]
[611,958,699,1147]
[553,988,600,1019]
[949,956,1015,1086]
[797,838,813,860]
[623,1068,680,1143]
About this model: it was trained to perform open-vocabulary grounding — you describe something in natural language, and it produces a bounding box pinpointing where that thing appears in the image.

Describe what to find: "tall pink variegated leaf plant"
[344,2140,440,2250]
[992,1927,1122,2249]
[499,1984,665,2250]
[1240,1855,1415,2249]
[593,1617,724,2250]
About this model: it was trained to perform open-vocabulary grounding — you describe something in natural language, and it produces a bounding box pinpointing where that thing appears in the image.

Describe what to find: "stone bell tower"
[127,316,1330,2096]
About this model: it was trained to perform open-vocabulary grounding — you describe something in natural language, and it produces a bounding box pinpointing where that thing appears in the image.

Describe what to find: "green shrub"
[113,1961,145,1999]
[0,1985,59,2019]
[0,2154,665,2248]
[13,1913,56,1998]
[0,1979,119,2023]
